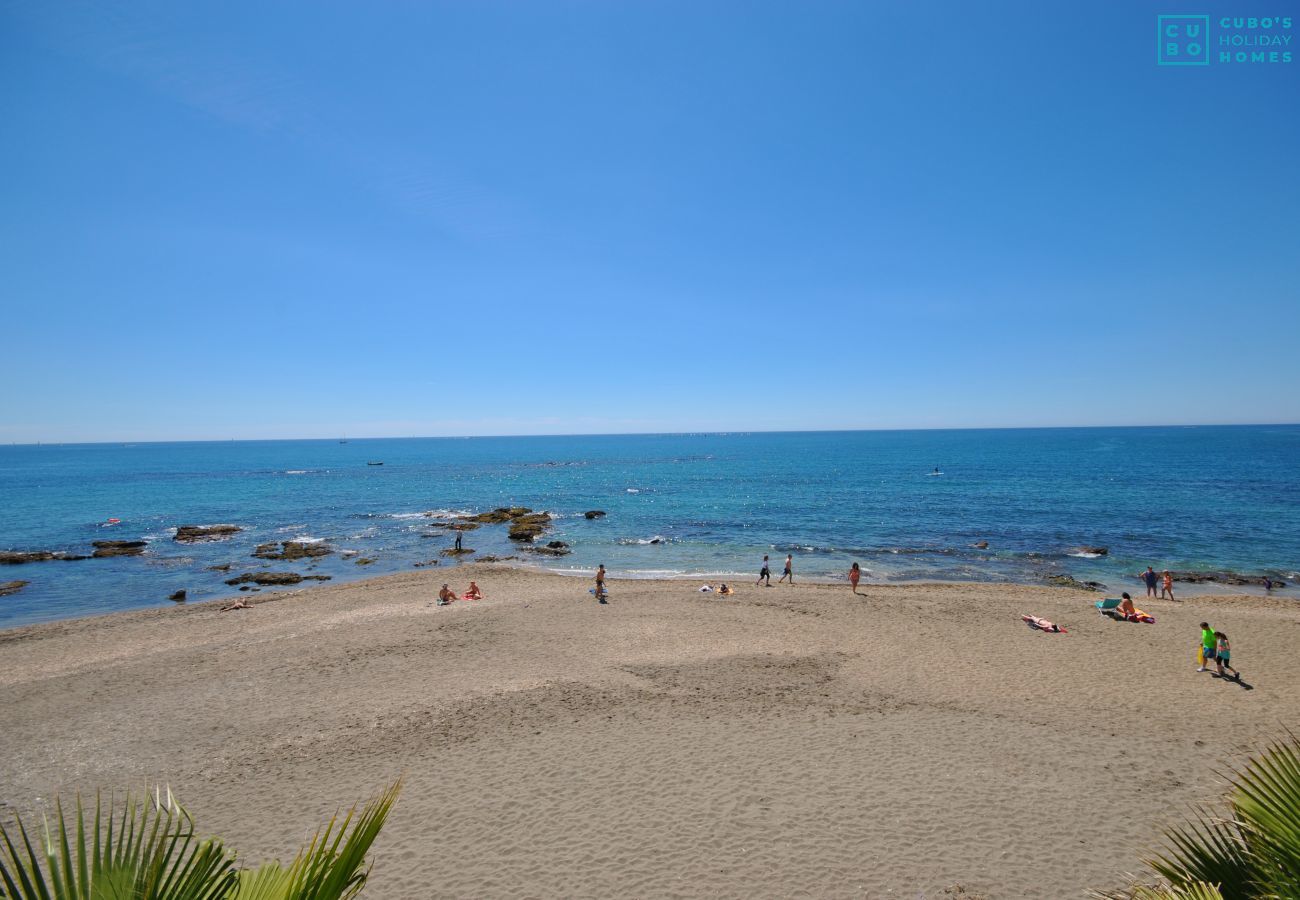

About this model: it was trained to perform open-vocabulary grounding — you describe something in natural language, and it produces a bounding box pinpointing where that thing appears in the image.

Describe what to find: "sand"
[2,565,1298,898]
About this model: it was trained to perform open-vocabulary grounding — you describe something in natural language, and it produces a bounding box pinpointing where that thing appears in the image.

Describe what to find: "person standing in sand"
[1140,566,1159,598]
[1161,570,1174,601]
[778,553,794,584]
[849,562,861,594]
[757,555,772,587]
[595,564,607,603]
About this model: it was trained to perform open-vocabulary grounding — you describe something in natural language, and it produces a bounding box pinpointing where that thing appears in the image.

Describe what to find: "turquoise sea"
[1,426,1297,628]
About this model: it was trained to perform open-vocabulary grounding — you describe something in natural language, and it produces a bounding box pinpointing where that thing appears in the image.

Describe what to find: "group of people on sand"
[436,581,483,606]
[1139,566,1176,600]
[1198,620,1240,679]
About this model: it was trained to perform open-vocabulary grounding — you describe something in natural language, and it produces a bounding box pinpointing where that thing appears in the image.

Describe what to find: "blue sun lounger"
[1096,598,1123,614]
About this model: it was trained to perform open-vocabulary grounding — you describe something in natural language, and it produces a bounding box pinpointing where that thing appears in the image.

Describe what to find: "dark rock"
[168,590,187,601]
[1043,573,1105,591]
[972,541,989,550]
[253,541,332,561]
[92,540,147,558]
[1168,571,1286,588]
[526,545,571,557]
[355,557,376,566]
[440,548,476,557]
[303,575,332,581]
[175,525,242,543]
[448,522,480,531]
[476,555,518,563]
[584,510,607,520]
[239,585,253,591]
[1,550,87,565]
[413,560,441,568]
[207,563,232,572]
[546,541,569,549]
[225,572,306,586]
[507,513,553,542]
[0,580,28,597]
[1072,546,1108,556]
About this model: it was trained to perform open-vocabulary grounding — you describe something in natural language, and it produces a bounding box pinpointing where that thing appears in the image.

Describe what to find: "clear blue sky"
[2,1,1297,442]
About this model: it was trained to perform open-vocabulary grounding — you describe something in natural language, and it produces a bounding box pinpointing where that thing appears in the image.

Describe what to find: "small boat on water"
[367,461,384,466]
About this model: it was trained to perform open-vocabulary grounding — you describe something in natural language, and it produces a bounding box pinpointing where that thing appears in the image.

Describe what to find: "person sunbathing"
[465,581,483,600]
[221,598,251,612]
[437,584,456,606]
[1117,592,1136,617]
[718,583,733,595]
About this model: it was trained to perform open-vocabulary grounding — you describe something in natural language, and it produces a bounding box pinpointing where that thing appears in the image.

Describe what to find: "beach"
[3,566,1297,896]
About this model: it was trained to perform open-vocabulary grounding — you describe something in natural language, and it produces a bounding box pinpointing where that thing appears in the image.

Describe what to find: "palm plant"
[1105,735,1300,899]
[0,781,399,900]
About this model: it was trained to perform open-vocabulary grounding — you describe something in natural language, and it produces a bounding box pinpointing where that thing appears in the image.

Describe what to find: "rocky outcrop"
[224,572,332,587]
[1,550,88,564]
[92,540,147,558]
[507,513,553,542]
[207,563,232,572]
[476,555,518,563]
[526,540,571,557]
[175,525,241,542]
[355,557,376,566]
[972,541,989,550]
[467,507,532,524]
[1071,546,1108,556]
[1169,572,1286,587]
[253,541,332,561]
[0,580,28,596]
[440,548,476,557]
[1043,573,1105,591]
[168,590,187,601]
[584,510,607,520]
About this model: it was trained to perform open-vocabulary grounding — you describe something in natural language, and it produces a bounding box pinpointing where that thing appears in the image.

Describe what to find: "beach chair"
[1095,598,1122,614]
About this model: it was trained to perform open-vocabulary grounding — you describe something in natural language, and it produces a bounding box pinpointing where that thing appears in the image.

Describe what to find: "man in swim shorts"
[1141,566,1158,598]
[778,553,794,584]
[595,564,607,603]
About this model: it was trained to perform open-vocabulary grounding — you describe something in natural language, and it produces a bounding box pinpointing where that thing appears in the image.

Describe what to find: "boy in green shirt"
[1197,622,1216,672]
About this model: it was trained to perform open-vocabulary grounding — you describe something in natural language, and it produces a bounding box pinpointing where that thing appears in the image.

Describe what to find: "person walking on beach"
[1214,632,1240,679]
[757,555,771,587]
[1160,569,1174,601]
[595,564,607,603]
[1197,621,1216,672]
[1140,566,1159,598]
[778,553,794,584]
[849,562,861,594]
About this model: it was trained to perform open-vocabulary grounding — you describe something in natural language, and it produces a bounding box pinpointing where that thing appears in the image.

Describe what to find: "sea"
[1,426,1297,628]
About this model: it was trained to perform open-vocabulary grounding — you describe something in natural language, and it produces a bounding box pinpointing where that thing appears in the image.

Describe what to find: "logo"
[1157,15,1294,66]
[1158,15,1210,65]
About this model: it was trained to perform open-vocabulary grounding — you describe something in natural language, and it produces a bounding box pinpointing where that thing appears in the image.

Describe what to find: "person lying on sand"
[437,584,456,606]
[465,581,483,600]
[718,583,733,595]
[221,599,251,611]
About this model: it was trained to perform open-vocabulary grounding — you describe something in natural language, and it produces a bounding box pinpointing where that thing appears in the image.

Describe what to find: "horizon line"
[4,421,1298,447]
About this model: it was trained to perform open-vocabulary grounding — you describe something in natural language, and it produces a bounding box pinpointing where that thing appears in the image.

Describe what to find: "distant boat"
[339,437,349,444]
[367,461,384,466]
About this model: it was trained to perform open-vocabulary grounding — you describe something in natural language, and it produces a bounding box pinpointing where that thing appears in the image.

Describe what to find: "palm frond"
[1229,738,1300,898]
[234,780,401,900]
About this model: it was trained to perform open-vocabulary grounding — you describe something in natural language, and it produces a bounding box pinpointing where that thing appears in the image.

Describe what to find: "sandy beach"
[2,565,1297,898]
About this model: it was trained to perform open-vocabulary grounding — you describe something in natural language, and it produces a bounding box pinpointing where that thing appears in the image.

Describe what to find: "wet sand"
[2,565,1297,898]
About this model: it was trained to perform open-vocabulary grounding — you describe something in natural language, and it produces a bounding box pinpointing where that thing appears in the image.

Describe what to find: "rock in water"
[168,590,187,601]
[92,540,147,558]
[174,525,242,542]
[253,541,332,561]
[584,510,607,520]
[972,541,989,550]
[0,580,29,596]
[0,550,89,564]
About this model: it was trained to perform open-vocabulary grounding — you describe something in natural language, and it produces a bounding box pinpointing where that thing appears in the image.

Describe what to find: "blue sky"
[2,1,1298,442]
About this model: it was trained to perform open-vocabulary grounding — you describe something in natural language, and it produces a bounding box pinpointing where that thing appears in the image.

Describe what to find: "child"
[1215,632,1239,679]
[1161,570,1174,601]
[1197,622,1216,672]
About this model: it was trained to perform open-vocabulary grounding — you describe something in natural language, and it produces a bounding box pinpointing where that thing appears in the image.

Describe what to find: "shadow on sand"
[1212,672,1254,691]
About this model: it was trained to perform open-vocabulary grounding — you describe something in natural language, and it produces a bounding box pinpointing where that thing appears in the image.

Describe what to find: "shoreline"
[4,563,1299,896]
[1,560,1293,639]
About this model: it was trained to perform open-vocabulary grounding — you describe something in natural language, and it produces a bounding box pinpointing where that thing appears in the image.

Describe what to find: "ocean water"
[1,427,1297,628]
